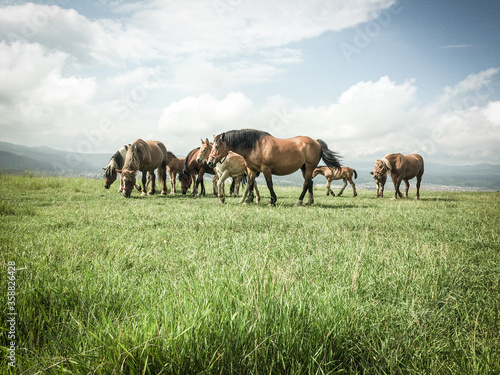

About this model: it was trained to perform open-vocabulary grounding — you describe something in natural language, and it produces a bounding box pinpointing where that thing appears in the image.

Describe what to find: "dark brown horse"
[207,129,342,206]
[312,166,358,197]
[180,146,216,196]
[166,151,185,195]
[117,139,168,198]
[372,153,424,200]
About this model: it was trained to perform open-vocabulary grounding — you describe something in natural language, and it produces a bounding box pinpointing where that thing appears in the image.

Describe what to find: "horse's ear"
[102,167,106,170]
[205,138,209,144]
[370,171,374,175]
[221,132,225,141]
[200,138,204,144]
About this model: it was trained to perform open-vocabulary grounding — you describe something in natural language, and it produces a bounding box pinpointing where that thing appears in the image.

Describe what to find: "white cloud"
[157,71,500,163]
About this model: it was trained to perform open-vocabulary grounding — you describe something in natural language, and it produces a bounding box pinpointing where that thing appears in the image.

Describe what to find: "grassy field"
[0,175,499,374]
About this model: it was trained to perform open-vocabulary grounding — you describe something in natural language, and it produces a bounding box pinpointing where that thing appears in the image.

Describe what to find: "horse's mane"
[105,145,128,177]
[123,143,142,171]
[378,156,393,172]
[217,129,270,151]
[167,151,177,159]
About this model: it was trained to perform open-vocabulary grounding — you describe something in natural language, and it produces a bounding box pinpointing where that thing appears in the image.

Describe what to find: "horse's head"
[207,133,229,168]
[312,168,323,178]
[103,167,118,189]
[196,138,212,164]
[178,172,192,195]
[117,169,136,198]
[372,159,390,181]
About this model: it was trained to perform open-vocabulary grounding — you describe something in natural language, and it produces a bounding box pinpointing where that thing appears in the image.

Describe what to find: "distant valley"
[0,141,498,191]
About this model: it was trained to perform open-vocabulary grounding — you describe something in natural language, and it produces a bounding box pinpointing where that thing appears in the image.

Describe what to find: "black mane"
[217,129,270,151]
[110,149,124,168]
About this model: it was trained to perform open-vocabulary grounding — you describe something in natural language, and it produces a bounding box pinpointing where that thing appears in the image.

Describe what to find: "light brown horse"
[207,129,342,206]
[117,139,168,198]
[372,153,424,200]
[197,138,260,204]
[312,166,358,197]
[166,151,185,195]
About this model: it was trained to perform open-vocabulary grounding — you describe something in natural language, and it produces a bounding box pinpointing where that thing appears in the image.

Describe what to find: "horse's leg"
[349,177,357,197]
[264,171,277,206]
[416,174,422,200]
[391,175,400,200]
[159,167,168,195]
[404,179,410,198]
[148,171,156,195]
[218,171,230,203]
[190,172,198,196]
[338,178,347,196]
[212,175,218,196]
[245,169,257,204]
[380,180,385,198]
[326,178,334,196]
[296,165,315,206]
[199,173,206,197]
[254,181,260,204]
[118,173,123,193]
[140,172,148,196]
[169,171,176,195]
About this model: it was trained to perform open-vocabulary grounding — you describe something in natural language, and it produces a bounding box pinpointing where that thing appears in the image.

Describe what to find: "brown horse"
[117,139,168,198]
[181,146,216,196]
[312,166,358,197]
[207,129,342,206]
[166,151,185,195]
[372,153,424,200]
[369,170,387,198]
[103,144,141,192]
[197,138,260,204]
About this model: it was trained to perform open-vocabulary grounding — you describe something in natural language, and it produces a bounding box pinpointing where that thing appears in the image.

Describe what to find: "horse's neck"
[123,149,141,170]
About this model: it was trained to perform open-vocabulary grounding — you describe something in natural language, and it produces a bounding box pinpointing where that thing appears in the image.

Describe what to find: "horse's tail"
[353,169,358,179]
[241,173,247,186]
[317,139,341,169]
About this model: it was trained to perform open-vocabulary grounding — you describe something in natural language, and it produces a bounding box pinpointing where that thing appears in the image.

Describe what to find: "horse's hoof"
[294,200,303,207]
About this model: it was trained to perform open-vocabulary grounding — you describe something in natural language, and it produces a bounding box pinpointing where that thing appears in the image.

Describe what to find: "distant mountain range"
[0,141,499,191]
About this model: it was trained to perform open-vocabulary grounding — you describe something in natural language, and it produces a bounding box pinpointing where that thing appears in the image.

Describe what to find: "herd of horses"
[103,129,424,205]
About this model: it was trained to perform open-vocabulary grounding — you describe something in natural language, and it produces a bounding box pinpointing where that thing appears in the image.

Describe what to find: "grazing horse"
[166,151,185,195]
[117,139,168,198]
[197,138,260,204]
[372,153,424,200]
[103,145,141,192]
[313,166,358,197]
[369,170,387,198]
[181,146,216,196]
[207,129,342,206]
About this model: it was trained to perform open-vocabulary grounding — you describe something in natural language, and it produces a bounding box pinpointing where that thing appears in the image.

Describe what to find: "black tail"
[317,139,341,169]
[353,169,358,179]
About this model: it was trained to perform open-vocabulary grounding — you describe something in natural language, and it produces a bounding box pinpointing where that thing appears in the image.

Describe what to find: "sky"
[0,0,499,165]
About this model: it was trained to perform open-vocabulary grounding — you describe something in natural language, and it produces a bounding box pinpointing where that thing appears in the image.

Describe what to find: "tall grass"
[0,175,499,374]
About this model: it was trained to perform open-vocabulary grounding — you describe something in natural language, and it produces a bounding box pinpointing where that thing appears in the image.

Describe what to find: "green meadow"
[0,175,499,374]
